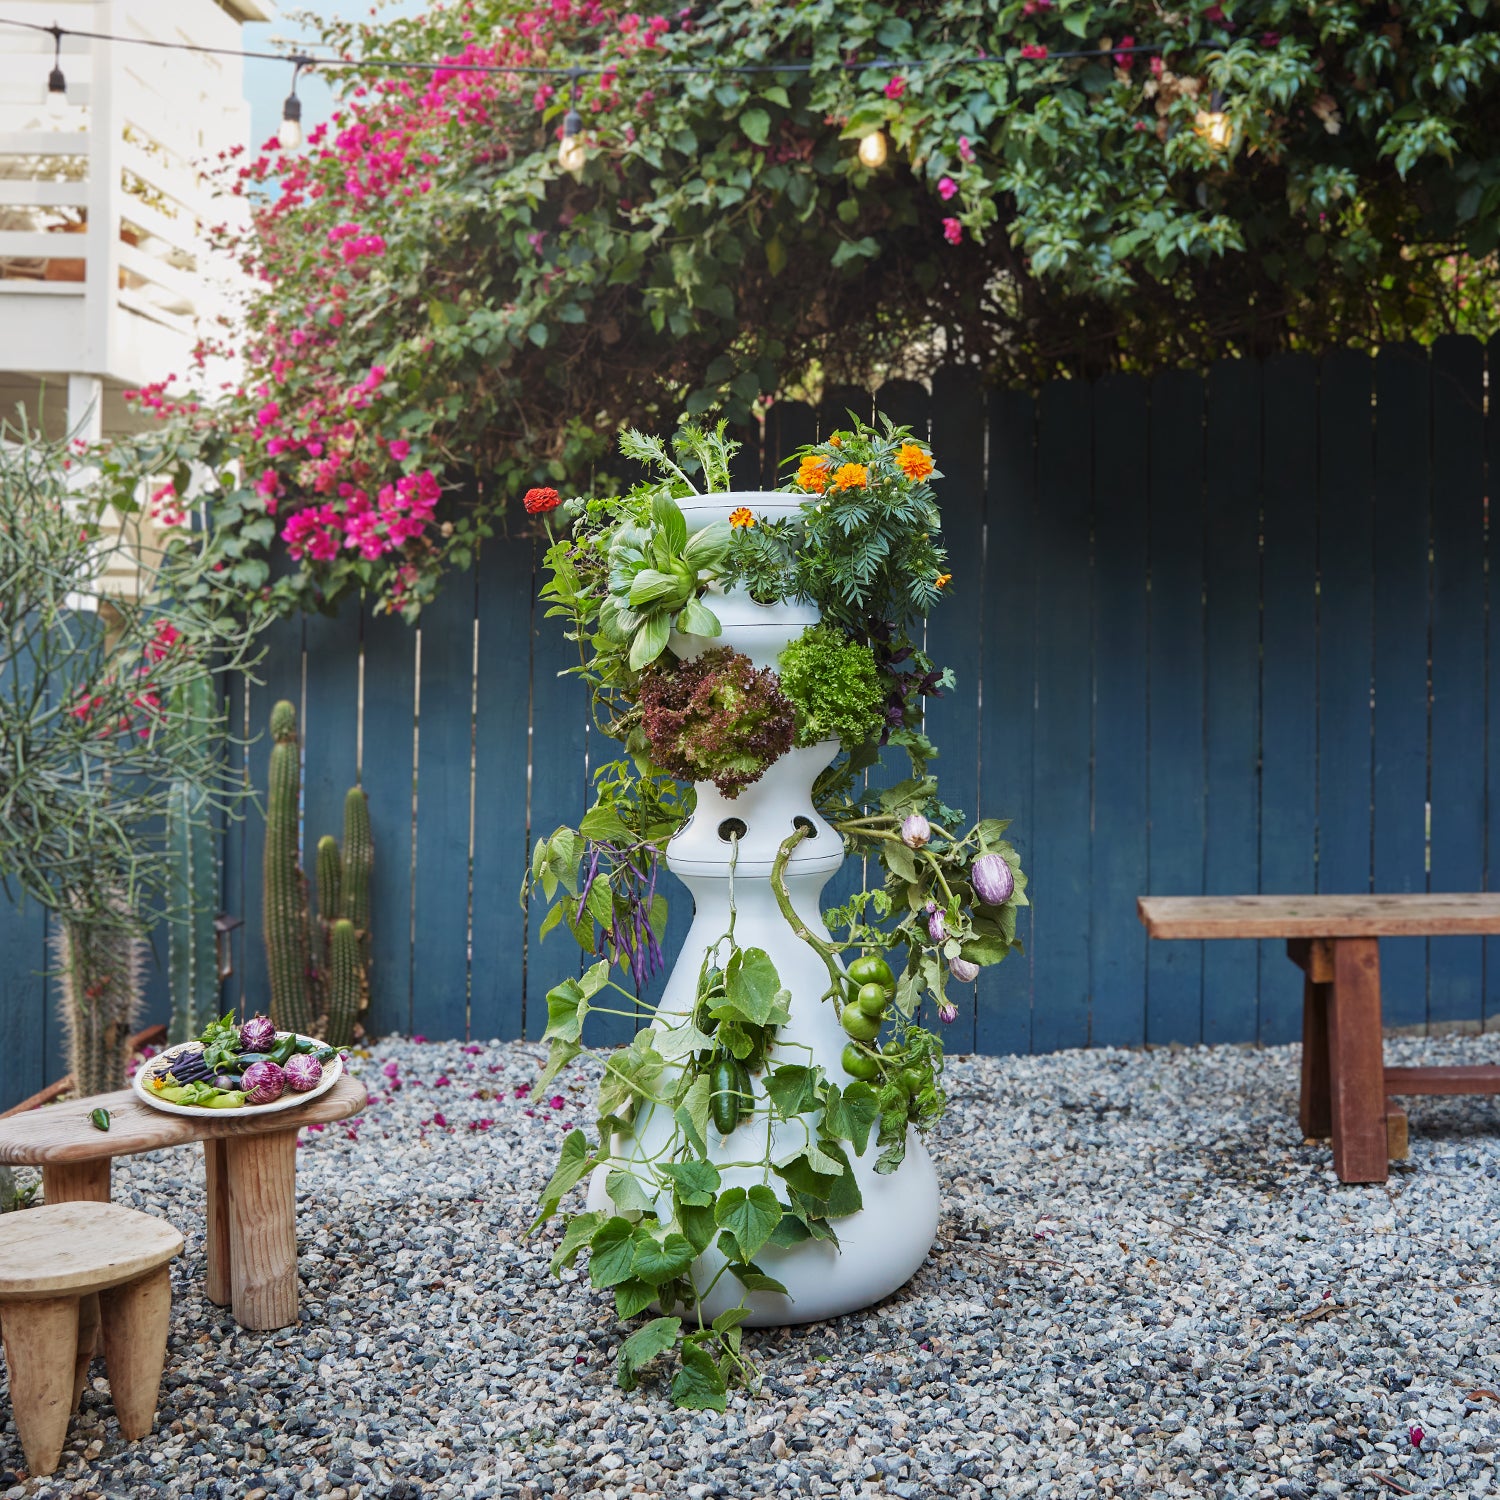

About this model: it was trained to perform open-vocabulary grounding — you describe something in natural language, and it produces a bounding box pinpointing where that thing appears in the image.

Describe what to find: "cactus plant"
[166,670,220,1046]
[52,906,145,1096]
[261,702,373,1046]
[264,701,316,1036]
[326,918,362,1050]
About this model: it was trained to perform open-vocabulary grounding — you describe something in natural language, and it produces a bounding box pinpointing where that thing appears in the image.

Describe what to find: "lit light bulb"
[46,65,68,117]
[1194,90,1232,151]
[279,94,304,151]
[857,129,888,169]
[558,107,586,173]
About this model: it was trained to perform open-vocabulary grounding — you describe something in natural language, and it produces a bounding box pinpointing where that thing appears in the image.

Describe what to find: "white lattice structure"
[0,0,267,443]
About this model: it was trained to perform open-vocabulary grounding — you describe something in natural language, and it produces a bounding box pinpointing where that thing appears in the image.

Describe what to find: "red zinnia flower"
[524,487,562,515]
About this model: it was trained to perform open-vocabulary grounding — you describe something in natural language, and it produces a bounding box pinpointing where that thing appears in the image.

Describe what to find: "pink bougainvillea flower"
[942,217,963,245]
[1409,1426,1424,1449]
[1114,35,1135,67]
[938,176,958,200]
[958,136,975,163]
[432,1112,447,1128]
[884,75,905,100]
[388,437,411,461]
[433,1074,450,1087]
[1020,43,1049,61]
[548,1095,565,1110]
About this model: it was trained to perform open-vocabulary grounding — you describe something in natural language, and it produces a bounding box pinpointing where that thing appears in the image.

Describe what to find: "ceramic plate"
[133,1036,343,1117]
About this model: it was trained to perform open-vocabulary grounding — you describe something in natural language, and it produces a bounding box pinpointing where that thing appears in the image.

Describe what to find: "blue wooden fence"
[3,338,1496,1110]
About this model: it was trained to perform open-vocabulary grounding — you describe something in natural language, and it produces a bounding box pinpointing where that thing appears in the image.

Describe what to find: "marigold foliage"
[637,648,797,798]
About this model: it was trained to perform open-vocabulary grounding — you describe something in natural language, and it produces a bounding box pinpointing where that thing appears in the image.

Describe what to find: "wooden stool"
[0,1202,183,1477]
[0,1076,366,1329]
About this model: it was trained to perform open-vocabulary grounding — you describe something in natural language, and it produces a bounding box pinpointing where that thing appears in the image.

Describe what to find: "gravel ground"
[2,1030,1498,1500]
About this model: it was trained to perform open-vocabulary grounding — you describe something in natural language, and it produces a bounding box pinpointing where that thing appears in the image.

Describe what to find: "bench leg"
[99,1265,172,1442]
[203,1139,232,1307]
[1328,937,1389,1184]
[1299,971,1332,1139]
[0,1294,79,1477]
[224,1129,299,1330]
[72,1287,100,1412]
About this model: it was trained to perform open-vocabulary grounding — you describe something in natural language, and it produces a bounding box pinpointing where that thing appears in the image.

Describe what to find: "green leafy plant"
[776,626,885,751]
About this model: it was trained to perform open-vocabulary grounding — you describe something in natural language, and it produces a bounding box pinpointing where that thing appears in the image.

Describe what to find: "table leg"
[203,1139,232,1306]
[1298,975,1332,1140]
[224,1129,299,1330]
[1328,937,1389,1184]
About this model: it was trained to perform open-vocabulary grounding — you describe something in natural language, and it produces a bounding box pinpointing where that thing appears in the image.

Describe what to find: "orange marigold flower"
[896,442,934,482]
[796,455,831,493]
[729,505,755,528]
[831,462,869,492]
[935,572,952,589]
[827,433,843,447]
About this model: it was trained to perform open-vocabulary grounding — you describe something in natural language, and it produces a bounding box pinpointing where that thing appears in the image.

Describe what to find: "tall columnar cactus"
[340,786,373,981]
[166,670,220,1045]
[53,909,145,1096]
[326,918,362,1051]
[264,700,317,1036]
[262,702,373,1045]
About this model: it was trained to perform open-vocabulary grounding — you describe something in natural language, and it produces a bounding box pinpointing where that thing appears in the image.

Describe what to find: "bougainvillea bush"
[122,0,1500,621]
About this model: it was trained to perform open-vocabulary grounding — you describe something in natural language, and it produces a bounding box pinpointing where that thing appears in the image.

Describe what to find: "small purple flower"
[927,904,948,943]
[971,853,1015,906]
[901,813,932,849]
[950,957,980,983]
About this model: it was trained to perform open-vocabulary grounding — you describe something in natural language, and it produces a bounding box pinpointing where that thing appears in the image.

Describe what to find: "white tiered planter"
[585,492,940,1327]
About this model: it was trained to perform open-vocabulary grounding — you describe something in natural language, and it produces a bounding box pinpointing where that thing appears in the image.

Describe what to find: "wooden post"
[224,1129,299,1329]
[0,1294,79,1476]
[203,1139,232,1306]
[98,1266,172,1441]
[1328,938,1390,1183]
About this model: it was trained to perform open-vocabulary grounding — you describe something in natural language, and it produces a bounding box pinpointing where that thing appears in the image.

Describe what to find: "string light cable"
[1,16,1233,158]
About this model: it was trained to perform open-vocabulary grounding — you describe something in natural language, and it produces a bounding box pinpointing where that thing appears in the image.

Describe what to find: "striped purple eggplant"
[970,853,1014,907]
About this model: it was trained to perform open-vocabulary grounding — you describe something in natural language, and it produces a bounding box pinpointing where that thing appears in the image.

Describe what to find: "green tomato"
[882,1040,903,1057]
[847,955,895,990]
[840,1044,879,1081]
[856,982,891,1020]
[841,1007,882,1043]
[899,1067,927,1097]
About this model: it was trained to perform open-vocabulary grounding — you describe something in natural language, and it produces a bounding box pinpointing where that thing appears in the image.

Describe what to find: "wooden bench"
[0,1202,183,1477]
[1137,895,1500,1184]
[0,1076,366,1329]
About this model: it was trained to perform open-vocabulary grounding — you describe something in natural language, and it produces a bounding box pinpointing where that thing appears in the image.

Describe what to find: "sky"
[241,1,428,152]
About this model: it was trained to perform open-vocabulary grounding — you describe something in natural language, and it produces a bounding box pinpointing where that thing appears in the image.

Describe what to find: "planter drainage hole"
[717,818,748,843]
[792,816,818,839]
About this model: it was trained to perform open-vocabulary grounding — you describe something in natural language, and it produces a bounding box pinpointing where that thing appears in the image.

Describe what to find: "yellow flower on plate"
[831,462,869,492]
[796,455,831,493]
[729,506,755,528]
[896,442,935,482]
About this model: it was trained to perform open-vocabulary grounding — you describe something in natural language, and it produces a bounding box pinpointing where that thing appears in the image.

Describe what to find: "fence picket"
[1090,374,1150,1048]
[1258,354,1320,1044]
[1145,368,1207,1044]
[1372,346,1434,1030]
[1427,337,1486,1028]
[1202,358,1264,1045]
